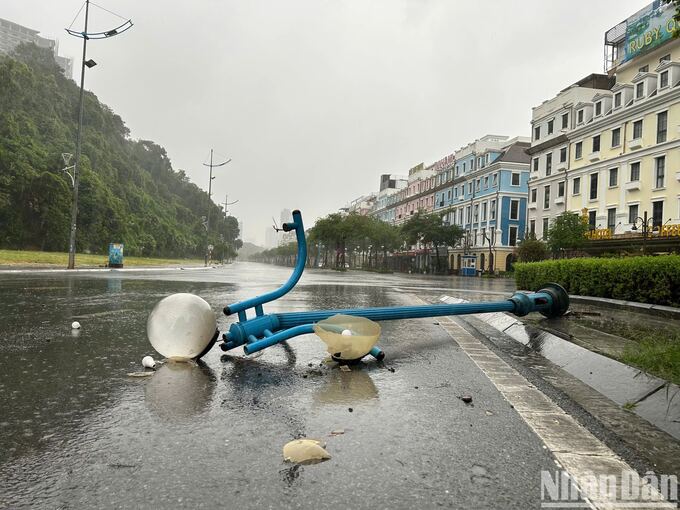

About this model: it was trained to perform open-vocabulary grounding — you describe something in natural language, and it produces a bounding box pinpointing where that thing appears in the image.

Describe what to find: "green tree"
[0,43,241,259]
[546,212,589,257]
[515,234,549,263]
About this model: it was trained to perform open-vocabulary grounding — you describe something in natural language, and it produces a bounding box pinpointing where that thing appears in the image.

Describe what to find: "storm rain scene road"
[2,1,680,509]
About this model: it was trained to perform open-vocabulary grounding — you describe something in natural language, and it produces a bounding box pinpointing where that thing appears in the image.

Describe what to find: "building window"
[468,182,472,194]
[476,179,481,191]
[474,204,479,222]
[533,158,539,172]
[492,173,498,187]
[511,172,520,186]
[639,65,649,72]
[454,187,458,198]
[652,201,664,227]
[483,176,489,189]
[630,161,640,181]
[588,210,596,229]
[544,185,550,209]
[611,127,621,147]
[482,202,487,221]
[589,173,598,200]
[575,141,583,159]
[547,119,554,135]
[607,208,616,230]
[657,111,668,143]
[534,125,541,140]
[490,200,496,220]
[531,188,537,203]
[509,226,518,247]
[546,153,552,176]
[660,70,669,88]
[633,119,643,140]
[660,54,671,63]
[655,156,665,188]
[561,113,569,129]
[462,162,466,172]
[558,181,565,197]
[595,101,602,116]
[592,135,600,153]
[614,92,622,108]
[510,200,519,220]
[573,177,581,195]
[628,204,639,225]
[635,81,644,99]
[543,217,549,235]
[577,109,584,124]
[530,219,536,235]
[609,167,618,187]
[559,147,567,163]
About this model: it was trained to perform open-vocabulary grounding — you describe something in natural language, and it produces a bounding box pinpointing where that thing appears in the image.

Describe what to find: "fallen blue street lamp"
[147,210,569,362]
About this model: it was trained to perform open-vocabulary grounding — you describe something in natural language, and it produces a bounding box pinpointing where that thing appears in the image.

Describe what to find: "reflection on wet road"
[0,262,556,509]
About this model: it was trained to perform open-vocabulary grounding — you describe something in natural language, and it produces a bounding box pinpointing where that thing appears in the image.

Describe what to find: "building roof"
[497,141,531,164]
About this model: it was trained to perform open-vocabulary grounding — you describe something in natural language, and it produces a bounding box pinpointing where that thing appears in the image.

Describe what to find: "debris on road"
[127,372,155,378]
[459,395,473,404]
[71,321,81,330]
[339,365,351,372]
[142,356,156,369]
[329,429,345,436]
[283,439,331,464]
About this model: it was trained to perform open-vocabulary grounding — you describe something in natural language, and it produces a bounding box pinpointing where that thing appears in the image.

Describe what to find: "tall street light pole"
[202,149,231,266]
[65,1,133,269]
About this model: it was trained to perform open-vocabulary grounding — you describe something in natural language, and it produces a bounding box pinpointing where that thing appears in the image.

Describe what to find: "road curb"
[569,294,680,319]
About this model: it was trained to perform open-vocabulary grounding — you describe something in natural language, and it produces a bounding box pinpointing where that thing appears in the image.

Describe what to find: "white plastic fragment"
[283,439,331,464]
[142,355,156,369]
[71,321,81,330]
[341,329,352,336]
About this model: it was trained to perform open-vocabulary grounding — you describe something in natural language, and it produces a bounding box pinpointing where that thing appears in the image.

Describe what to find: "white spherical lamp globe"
[147,293,216,360]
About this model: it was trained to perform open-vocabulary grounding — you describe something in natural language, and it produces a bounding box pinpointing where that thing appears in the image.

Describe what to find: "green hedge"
[514,256,680,307]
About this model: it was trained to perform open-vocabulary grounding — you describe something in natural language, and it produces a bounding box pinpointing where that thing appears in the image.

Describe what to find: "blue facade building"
[433,136,531,273]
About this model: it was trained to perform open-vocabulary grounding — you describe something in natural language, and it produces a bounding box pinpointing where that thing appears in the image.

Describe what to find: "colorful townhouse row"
[345,1,680,273]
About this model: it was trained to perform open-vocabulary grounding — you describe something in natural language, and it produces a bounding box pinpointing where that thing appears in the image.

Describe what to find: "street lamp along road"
[202,150,231,266]
[65,0,133,269]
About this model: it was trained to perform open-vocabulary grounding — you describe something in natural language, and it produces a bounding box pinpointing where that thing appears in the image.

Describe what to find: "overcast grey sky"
[5,0,643,245]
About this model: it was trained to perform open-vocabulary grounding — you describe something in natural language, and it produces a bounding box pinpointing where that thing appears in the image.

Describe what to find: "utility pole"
[65,1,132,269]
[202,149,231,266]
[223,194,239,216]
[66,0,90,269]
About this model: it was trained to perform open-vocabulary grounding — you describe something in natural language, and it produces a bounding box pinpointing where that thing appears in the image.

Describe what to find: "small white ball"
[142,355,156,369]
[341,329,352,336]
[71,321,81,330]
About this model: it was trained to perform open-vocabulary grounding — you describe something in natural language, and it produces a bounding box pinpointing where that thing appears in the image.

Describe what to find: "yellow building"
[530,1,680,237]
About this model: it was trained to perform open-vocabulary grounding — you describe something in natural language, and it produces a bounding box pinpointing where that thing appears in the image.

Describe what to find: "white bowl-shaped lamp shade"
[313,314,381,361]
[147,293,216,359]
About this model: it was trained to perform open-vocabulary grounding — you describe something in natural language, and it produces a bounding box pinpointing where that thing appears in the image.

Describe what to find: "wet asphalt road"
[0,262,555,509]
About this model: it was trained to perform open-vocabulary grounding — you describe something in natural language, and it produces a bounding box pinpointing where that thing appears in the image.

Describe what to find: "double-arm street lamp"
[203,149,231,266]
[630,211,671,254]
[65,0,132,269]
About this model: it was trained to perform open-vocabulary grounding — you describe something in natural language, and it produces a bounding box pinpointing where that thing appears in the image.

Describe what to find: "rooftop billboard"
[617,1,678,66]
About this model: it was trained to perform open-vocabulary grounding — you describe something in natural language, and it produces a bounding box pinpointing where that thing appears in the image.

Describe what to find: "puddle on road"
[144,361,216,421]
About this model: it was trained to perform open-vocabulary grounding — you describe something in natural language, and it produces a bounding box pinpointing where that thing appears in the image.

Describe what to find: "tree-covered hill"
[0,43,240,258]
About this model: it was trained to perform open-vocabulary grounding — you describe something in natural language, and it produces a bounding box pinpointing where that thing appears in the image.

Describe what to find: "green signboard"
[622,1,678,65]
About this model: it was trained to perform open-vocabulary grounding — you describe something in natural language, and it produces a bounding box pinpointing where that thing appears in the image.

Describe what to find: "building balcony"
[588,151,600,162]
[625,180,641,191]
[629,138,643,150]
[556,161,567,171]
[555,196,565,205]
